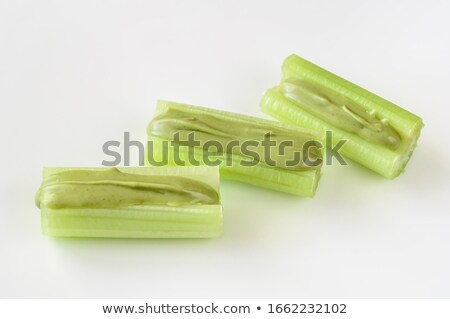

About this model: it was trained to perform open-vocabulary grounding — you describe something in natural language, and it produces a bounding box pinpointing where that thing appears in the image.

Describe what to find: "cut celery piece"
[146,100,323,196]
[260,54,424,179]
[36,166,222,238]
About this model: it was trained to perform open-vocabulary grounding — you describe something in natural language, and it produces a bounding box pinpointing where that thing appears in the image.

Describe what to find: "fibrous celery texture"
[147,100,323,196]
[260,54,424,179]
[35,166,222,238]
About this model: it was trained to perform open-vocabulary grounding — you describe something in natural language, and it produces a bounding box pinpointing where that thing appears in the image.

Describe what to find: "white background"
[1,0,449,298]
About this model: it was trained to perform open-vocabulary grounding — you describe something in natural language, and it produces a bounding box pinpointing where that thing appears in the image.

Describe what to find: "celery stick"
[35,166,222,238]
[260,54,424,179]
[147,100,323,196]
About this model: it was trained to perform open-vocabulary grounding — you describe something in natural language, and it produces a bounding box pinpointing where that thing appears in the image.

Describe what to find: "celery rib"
[36,166,222,238]
[147,100,324,196]
[260,54,424,179]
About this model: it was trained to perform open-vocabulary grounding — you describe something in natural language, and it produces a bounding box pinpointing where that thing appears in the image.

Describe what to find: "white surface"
[0,0,449,298]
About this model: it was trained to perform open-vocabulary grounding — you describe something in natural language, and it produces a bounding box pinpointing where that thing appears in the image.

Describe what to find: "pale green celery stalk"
[260,54,424,179]
[146,100,324,197]
[36,166,222,238]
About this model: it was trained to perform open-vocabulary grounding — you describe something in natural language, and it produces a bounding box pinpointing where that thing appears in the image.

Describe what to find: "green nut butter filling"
[35,168,220,209]
[148,108,322,170]
[279,78,402,150]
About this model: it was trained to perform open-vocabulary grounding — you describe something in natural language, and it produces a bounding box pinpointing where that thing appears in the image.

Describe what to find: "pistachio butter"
[279,78,401,150]
[148,108,322,170]
[35,168,220,209]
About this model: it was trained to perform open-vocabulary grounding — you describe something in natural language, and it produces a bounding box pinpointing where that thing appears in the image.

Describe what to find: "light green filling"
[279,78,401,150]
[147,108,322,170]
[35,167,220,209]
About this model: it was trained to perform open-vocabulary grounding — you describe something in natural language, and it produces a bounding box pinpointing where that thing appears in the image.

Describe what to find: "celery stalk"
[36,166,222,238]
[147,100,323,196]
[260,54,424,179]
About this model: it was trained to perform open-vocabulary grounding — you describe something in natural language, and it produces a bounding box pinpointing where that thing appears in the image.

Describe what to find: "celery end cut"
[146,100,324,197]
[36,166,223,238]
[260,55,424,179]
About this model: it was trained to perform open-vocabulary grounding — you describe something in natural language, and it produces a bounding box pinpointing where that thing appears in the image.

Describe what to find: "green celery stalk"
[35,166,222,238]
[260,54,424,179]
[146,100,324,196]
